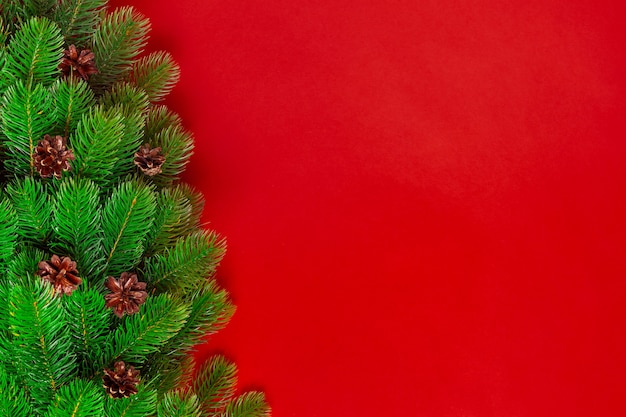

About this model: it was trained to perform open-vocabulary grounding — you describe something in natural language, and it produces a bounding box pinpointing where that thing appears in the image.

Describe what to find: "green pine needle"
[180,183,206,229]
[144,105,182,139]
[194,355,238,416]
[70,106,125,185]
[146,185,197,254]
[130,51,180,103]
[43,379,103,417]
[90,6,150,91]
[8,280,78,409]
[100,82,150,117]
[149,123,194,187]
[99,83,149,177]
[103,386,157,417]
[105,293,190,364]
[144,354,196,400]
[222,392,271,417]
[54,0,107,48]
[146,283,234,384]
[170,280,234,350]
[0,367,32,416]
[1,81,57,176]
[0,2,266,413]
[2,16,63,88]
[63,288,111,374]
[0,197,17,266]
[145,230,226,294]
[5,176,52,243]
[22,1,57,20]
[157,391,202,417]
[50,76,95,138]
[50,177,104,281]
[101,179,156,276]
[3,246,47,285]
[0,4,25,36]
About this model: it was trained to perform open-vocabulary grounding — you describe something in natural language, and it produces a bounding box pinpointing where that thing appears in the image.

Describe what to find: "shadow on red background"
[111,1,626,415]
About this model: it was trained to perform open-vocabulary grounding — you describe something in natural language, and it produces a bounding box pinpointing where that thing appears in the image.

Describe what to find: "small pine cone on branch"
[58,44,98,80]
[104,272,148,318]
[33,135,75,179]
[103,361,140,399]
[134,144,165,176]
[37,255,82,295]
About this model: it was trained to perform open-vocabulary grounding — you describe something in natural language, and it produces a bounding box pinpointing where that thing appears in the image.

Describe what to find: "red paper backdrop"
[111,1,626,415]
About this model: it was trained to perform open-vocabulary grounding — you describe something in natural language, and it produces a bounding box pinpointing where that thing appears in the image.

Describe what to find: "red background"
[113,1,626,415]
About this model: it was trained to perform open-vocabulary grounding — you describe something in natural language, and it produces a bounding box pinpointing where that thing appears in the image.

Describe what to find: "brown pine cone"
[58,44,98,80]
[33,134,75,179]
[37,255,82,295]
[133,144,165,176]
[104,272,148,318]
[103,361,140,399]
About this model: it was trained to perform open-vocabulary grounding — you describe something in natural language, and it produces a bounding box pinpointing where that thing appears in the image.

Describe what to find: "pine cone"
[103,361,140,399]
[33,134,75,179]
[104,272,148,318]
[58,44,98,80]
[134,144,165,176]
[37,255,82,295]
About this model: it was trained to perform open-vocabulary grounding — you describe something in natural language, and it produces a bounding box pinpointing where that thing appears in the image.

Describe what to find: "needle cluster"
[0,1,269,416]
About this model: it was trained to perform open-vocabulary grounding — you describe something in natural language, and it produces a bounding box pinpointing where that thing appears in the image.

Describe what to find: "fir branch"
[157,391,202,417]
[53,0,107,48]
[4,246,47,285]
[22,0,57,20]
[105,293,190,364]
[50,177,104,280]
[144,105,182,140]
[145,355,195,401]
[100,83,149,177]
[2,16,63,88]
[221,392,271,417]
[115,111,145,178]
[163,281,234,354]
[0,293,13,375]
[101,179,156,277]
[50,76,95,138]
[62,288,111,374]
[0,249,45,366]
[0,367,32,417]
[145,283,234,394]
[8,280,78,410]
[43,379,103,417]
[1,81,57,176]
[146,185,196,255]
[103,386,157,417]
[70,106,124,185]
[5,176,52,244]
[0,197,17,267]
[149,123,194,188]
[180,183,206,230]
[100,82,150,117]
[0,5,267,414]
[0,4,26,36]
[194,355,238,416]
[0,20,8,95]
[130,51,180,103]
[90,7,150,91]
[144,230,226,293]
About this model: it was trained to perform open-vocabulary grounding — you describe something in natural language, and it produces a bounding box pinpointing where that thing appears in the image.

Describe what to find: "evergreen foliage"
[2,16,63,88]
[130,51,180,103]
[222,393,271,417]
[0,1,269,415]
[54,0,107,48]
[194,356,238,415]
